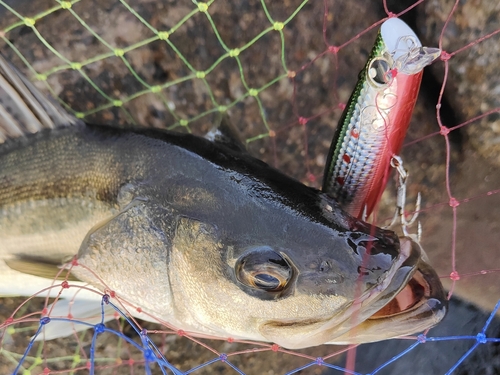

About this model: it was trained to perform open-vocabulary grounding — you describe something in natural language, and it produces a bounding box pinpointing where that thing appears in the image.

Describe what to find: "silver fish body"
[0,56,447,349]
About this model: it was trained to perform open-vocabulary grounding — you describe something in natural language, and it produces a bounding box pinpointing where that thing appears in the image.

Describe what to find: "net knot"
[273,22,284,31]
[144,349,156,362]
[94,323,105,335]
[24,18,35,27]
[449,197,460,208]
[440,51,452,61]
[476,332,487,344]
[229,48,240,57]
[157,31,169,40]
[439,125,450,136]
[114,48,124,57]
[102,294,110,304]
[197,3,209,13]
[328,45,339,54]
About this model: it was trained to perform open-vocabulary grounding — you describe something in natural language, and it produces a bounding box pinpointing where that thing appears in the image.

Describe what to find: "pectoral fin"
[4,255,79,282]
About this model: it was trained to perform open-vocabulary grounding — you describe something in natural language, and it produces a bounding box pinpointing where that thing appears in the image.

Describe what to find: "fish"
[0,53,447,349]
[322,18,441,219]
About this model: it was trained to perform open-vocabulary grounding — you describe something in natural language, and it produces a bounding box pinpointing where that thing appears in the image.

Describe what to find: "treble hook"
[385,155,421,240]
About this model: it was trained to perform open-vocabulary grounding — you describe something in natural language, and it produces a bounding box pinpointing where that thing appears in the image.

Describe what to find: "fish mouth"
[368,236,447,321]
[369,259,443,320]
[330,236,448,344]
[260,237,447,348]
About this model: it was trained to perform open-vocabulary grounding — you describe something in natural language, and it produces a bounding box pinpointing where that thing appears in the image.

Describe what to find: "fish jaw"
[257,237,446,348]
[325,236,448,345]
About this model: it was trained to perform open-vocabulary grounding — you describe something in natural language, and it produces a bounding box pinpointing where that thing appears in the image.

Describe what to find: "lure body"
[322,18,440,218]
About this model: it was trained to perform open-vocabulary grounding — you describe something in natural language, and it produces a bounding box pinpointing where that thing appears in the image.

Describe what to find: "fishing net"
[1,0,500,374]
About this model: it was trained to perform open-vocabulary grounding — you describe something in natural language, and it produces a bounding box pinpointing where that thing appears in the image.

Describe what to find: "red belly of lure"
[360,71,423,219]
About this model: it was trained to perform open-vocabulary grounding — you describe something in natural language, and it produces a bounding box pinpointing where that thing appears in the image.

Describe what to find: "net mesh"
[1,0,500,374]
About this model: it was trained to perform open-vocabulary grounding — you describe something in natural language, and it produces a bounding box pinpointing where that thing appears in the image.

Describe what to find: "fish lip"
[322,237,447,345]
[318,237,446,340]
[367,238,448,322]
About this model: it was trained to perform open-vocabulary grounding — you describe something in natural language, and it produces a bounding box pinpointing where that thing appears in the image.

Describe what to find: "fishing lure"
[322,18,441,219]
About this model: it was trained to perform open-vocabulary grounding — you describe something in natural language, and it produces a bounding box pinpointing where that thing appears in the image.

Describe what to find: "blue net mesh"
[3,293,500,374]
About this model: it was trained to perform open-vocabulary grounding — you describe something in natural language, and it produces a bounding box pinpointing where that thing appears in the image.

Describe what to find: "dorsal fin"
[204,112,247,153]
[0,54,81,144]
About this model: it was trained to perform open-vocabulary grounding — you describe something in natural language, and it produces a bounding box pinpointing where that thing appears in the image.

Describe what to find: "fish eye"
[236,247,292,292]
[367,57,392,86]
[253,273,281,290]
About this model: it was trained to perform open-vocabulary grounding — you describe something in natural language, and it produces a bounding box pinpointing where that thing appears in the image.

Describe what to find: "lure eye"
[367,57,393,86]
[236,247,292,292]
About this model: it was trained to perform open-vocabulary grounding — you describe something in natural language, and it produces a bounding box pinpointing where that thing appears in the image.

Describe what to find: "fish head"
[166,192,446,349]
[72,162,446,349]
